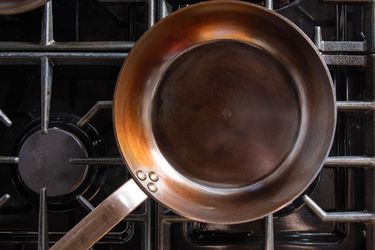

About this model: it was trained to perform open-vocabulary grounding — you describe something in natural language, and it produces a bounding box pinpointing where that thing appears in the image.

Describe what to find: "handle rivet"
[147,183,158,192]
[148,171,159,182]
[136,170,146,181]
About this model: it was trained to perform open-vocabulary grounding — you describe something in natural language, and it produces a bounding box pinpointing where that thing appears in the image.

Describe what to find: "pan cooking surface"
[152,40,301,187]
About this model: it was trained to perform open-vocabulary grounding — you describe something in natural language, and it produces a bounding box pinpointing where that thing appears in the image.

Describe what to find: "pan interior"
[151,40,301,188]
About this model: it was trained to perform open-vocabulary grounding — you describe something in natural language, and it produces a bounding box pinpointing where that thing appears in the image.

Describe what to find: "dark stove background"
[0,0,374,249]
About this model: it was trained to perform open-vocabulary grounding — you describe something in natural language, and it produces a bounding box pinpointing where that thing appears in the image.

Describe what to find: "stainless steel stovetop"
[0,0,374,249]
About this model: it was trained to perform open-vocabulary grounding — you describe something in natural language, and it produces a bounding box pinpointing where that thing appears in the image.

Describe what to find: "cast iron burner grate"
[0,0,374,250]
[13,114,106,211]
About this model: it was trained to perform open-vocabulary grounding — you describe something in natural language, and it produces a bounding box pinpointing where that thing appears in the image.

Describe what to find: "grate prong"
[147,0,155,27]
[0,156,19,164]
[303,195,375,222]
[323,54,367,66]
[265,0,273,10]
[0,194,10,209]
[41,0,54,46]
[337,101,375,112]
[69,157,124,165]
[38,187,49,250]
[76,195,95,212]
[77,101,113,127]
[0,109,12,127]
[325,156,375,168]
[41,57,53,135]
[265,214,274,250]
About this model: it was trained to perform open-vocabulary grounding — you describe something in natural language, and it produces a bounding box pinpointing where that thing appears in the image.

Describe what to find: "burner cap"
[17,128,88,197]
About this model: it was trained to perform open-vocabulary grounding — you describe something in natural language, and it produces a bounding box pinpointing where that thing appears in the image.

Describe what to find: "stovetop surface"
[0,0,374,249]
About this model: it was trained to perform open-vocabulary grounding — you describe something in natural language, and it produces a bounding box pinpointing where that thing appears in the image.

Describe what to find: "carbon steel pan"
[0,0,48,14]
[114,0,336,224]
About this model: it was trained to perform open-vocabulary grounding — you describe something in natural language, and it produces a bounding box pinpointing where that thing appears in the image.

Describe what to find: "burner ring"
[12,114,106,211]
[17,128,88,197]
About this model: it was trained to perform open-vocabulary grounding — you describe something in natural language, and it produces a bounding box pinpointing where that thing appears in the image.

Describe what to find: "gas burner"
[17,128,88,197]
[13,114,106,211]
[0,0,373,249]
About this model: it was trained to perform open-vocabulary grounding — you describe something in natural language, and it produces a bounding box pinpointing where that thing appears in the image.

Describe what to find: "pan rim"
[0,0,49,15]
[113,0,337,224]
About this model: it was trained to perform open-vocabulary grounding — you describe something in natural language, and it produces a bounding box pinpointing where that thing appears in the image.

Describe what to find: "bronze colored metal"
[0,0,49,15]
[114,0,336,223]
[51,1,336,249]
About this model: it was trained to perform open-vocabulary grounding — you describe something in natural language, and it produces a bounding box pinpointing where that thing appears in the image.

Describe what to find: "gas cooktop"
[0,0,374,249]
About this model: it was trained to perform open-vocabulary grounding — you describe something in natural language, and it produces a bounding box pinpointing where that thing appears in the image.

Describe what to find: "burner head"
[17,128,88,197]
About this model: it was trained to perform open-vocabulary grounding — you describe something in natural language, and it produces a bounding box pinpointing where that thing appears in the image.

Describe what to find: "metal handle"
[50,179,148,250]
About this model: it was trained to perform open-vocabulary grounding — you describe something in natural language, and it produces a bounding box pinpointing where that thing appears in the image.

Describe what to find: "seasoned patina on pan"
[0,0,48,14]
[51,1,336,249]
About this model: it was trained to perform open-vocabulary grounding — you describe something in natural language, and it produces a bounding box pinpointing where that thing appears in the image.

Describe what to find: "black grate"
[0,0,374,250]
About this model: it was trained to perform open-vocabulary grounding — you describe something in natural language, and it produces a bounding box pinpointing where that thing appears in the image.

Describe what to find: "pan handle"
[50,179,148,250]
